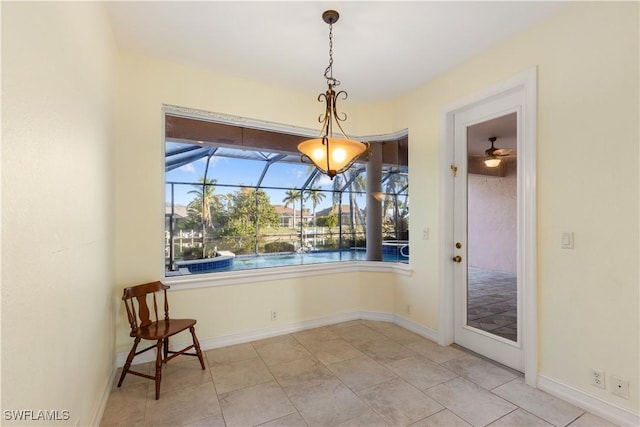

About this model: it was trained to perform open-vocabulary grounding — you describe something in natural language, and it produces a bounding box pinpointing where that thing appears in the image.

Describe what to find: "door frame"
[438,67,538,386]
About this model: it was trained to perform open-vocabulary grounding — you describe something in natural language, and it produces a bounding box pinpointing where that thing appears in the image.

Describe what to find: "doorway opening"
[467,113,518,342]
[439,68,537,384]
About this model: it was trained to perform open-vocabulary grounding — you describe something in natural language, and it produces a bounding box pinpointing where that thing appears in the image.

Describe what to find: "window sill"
[165,261,413,291]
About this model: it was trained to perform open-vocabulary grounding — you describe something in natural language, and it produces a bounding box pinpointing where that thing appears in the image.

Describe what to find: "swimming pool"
[171,247,408,275]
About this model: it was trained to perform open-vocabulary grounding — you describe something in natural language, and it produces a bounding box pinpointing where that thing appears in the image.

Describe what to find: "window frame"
[161,105,410,284]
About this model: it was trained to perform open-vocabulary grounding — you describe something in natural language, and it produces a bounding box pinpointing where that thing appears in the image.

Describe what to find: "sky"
[165,150,353,213]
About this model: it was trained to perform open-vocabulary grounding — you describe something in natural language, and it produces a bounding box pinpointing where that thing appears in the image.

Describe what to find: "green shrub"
[264,241,295,253]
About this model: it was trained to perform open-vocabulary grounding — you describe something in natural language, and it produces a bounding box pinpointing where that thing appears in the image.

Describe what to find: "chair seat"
[135,318,197,340]
[119,282,205,399]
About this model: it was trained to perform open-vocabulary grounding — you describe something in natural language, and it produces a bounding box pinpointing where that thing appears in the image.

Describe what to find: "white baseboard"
[90,361,116,427]
[112,316,639,427]
[538,374,640,426]
[116,310,395,367]
[393,314,439,342]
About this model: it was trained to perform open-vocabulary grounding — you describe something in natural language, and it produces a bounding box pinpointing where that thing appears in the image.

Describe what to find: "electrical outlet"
[270,311,277,321]
[591,369,605,388]
[611,375,629,399]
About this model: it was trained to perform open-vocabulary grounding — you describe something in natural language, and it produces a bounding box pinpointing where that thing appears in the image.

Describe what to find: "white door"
[453,89,524,372]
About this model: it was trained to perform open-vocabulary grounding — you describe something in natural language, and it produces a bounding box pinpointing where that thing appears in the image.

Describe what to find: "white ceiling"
[467,112,517,157]
[105,1,567,103]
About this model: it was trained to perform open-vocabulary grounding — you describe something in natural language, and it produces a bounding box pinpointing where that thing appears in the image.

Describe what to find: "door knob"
[452,255,462,263]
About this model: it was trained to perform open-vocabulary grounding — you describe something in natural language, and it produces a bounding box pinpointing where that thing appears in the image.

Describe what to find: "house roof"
[272,205,308,216]
[316,205,359,217]
[165,204,188,218]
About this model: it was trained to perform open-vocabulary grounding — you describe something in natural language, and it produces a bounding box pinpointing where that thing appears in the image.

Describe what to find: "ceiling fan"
[484,137,515,168]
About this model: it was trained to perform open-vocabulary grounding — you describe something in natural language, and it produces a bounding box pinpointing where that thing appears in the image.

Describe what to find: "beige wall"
[1,2,117,425]
[468,162,517,273]
[163,271,395,343]
[112,52,397,352]
[1,0,638,423]
[113,50,393,287]
[99,0,640,415]
[394,1,639,412]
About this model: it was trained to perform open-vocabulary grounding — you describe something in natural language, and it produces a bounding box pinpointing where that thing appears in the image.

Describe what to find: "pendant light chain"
[324,22,340,88]
[297,10,368,179]
[323,21,336,175]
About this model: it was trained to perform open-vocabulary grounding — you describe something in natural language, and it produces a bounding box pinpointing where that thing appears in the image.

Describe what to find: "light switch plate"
[561,232,574,249]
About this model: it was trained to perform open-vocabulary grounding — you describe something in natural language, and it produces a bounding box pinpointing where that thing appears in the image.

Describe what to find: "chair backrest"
[122,281,170,335]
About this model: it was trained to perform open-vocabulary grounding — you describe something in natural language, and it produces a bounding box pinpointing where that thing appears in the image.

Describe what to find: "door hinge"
[450,164,458,177]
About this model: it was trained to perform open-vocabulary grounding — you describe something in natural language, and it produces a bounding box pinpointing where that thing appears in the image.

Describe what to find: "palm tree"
[382,170,409,236]
[330,174,344,211]
[304,187,326,226]
[282,189,302,228]
[304,187,326,248]
[187,177,218,228]
[343,170,366,233]
[305,187,326,239]
[321,169,365,247]
[306,166,365,243]
[187,177,218,253]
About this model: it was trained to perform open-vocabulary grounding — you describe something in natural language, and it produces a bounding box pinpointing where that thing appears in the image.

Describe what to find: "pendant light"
[298,10,367,179]
[484,156,502,168]
[483,137,502,168]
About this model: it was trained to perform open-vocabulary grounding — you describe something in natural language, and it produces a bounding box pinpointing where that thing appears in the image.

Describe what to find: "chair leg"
[190,326,206,370]
[118,337,141,387]
[154,340,163,400]
[163,337,169,361]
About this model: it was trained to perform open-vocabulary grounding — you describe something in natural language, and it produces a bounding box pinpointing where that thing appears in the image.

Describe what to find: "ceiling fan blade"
[494,148,513,156]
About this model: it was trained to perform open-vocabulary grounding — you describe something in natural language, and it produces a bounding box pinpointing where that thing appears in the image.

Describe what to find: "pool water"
[232,250,361,271]
[169,246,409,276]
[233,249,408,271]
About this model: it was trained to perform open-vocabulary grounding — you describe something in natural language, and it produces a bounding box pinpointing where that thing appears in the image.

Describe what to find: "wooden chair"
[117,281,205,399]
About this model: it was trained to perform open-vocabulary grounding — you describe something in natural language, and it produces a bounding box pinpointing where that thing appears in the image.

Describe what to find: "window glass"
[260,162,312,189]
[164,120,409,277]
[210,157,265,187]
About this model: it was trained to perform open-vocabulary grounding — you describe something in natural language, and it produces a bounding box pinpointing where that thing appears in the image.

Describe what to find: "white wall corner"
[359,310,395,323]
[437,66,538,381]
[116,310,391,367]
[90,361,117,427]
[393,314,439,342]
[538,374,640,427]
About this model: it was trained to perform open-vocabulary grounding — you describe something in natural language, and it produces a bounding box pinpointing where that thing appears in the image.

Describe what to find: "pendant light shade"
[298,10,367,179]
[483,137,502,168]
[484,157,502,168]
[298,136,367,178]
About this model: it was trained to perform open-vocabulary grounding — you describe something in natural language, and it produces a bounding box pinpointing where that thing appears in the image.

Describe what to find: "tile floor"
[101,320,616,427]
[467,267,518,341]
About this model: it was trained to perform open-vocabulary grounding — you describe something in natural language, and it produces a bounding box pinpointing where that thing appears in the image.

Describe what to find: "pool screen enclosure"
[164,113,408,276]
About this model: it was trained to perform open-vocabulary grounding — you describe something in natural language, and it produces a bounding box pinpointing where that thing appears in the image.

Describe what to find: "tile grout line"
[290,322,390,426]
[102,321,615,427]
[205,352,229,427]
[252,334,309,427]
